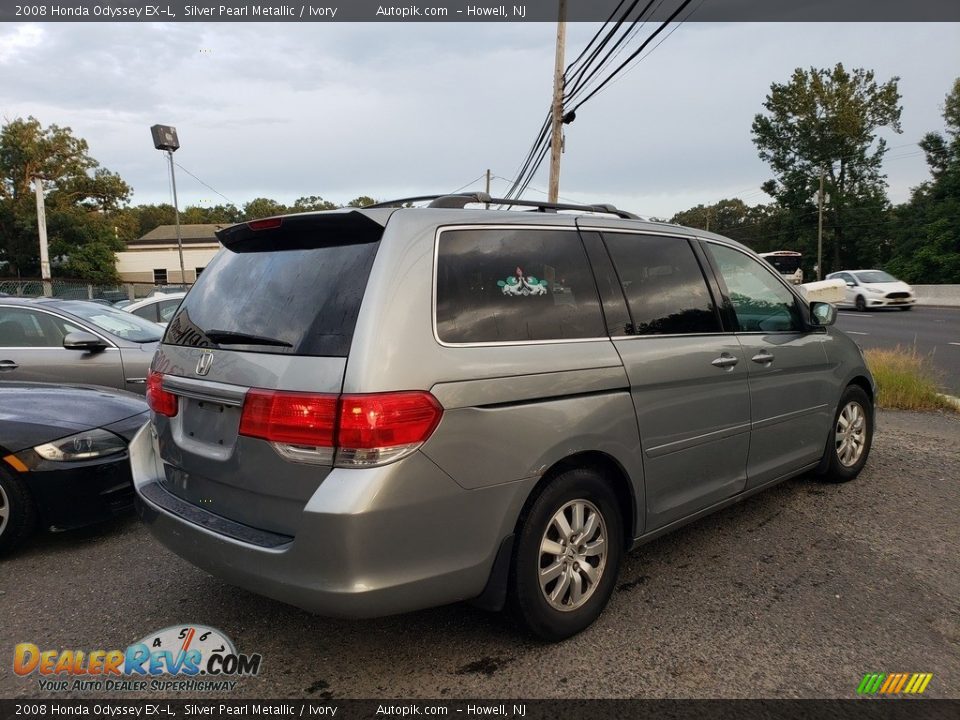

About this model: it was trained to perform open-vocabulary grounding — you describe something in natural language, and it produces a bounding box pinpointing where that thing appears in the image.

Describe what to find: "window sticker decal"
[497,266,549,296]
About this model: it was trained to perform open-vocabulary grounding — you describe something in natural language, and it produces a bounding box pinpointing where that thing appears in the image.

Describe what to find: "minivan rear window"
[435,228,605,344]
[165,239,380,357]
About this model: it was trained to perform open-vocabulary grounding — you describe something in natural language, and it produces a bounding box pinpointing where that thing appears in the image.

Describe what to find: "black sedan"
[0,383,149,554]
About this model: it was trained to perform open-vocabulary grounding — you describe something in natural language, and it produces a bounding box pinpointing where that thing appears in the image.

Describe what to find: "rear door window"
[435,228,605,344]
[602,233,721,335]
[165,240,380,357]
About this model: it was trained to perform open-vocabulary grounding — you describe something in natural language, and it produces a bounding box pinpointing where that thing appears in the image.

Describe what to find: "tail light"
[238,389,442,468]
[146,370,178,417]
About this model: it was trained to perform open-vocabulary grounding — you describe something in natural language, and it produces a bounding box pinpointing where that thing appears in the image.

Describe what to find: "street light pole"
[150,124,186,286]
[167,150,186,287]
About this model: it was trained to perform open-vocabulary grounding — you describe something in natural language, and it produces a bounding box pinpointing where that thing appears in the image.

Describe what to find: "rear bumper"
[129,422,532,618]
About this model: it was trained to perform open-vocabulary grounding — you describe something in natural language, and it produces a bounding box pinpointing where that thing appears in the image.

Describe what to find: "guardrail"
[914,285,960,307]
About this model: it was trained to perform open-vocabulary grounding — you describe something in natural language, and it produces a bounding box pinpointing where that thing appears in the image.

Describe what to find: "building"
[116,224,223,284]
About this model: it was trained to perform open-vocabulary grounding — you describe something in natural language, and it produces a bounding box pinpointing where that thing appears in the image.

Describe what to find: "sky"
[0,20,958,219]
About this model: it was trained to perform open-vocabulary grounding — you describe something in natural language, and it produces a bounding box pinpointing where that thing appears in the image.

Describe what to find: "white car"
[121,292,186,327]
[826,270,916,311]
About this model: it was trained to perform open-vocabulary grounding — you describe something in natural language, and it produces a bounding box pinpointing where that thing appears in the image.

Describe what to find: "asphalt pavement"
[1,410,957,700]
[835,306,960,394]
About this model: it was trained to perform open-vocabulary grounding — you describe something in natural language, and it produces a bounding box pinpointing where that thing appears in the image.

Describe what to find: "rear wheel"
[818,385,873,483]
[508,467,623,641]
[0,466,36,555]
[855,295,867,312]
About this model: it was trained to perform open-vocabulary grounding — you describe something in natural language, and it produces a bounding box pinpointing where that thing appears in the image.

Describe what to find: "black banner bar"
[1,700,959,720]
[0,0,958,23]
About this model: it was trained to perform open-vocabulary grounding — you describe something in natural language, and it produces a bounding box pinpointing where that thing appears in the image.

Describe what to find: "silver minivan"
[131,194,874,640]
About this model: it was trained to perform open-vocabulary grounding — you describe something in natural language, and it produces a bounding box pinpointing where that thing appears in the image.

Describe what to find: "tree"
[886,78,960,283]
[292,195,338,212]
[243,197,287,220]
[752,64,902,273]
[0,117,131,280]
[347,195,377,208]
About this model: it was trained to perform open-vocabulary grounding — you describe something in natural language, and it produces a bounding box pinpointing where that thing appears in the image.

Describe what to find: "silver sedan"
[0,298,162,394]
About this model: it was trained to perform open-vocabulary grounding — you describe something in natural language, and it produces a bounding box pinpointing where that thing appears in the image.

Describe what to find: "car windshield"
[854,271,897,284]
[58,301,163,343]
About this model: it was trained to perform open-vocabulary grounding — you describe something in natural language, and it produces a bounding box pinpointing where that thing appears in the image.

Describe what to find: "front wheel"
[818,385,874,483]
[508,468,624,641]
[855,295,867,312]
[0,466,37,556]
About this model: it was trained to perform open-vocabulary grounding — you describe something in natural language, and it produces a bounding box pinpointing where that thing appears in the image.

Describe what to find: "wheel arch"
[515,450,637,549]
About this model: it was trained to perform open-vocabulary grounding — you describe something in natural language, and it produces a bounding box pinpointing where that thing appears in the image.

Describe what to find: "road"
[835,306,960,394]
[1,410,958,700]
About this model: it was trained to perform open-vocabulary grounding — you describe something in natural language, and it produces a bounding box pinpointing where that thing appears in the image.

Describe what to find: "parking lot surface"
[1,410,957,700]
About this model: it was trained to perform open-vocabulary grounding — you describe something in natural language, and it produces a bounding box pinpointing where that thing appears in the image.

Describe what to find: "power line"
[172,162,237,206]
[449,174,487,194]
[568,0,696,115]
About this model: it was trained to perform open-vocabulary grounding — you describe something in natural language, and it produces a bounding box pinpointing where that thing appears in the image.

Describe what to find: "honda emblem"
[196,350,214,376]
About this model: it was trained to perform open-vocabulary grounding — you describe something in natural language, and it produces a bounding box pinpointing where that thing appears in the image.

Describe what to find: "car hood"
[861,281,912,292]
[0,382,149,453]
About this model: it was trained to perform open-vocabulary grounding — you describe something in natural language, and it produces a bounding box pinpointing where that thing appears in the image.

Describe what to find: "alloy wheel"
[836,401,867,467]
[538,499,608,612]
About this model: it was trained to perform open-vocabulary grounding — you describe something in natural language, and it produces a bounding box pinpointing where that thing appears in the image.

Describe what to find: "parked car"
[0,382,149,554]
[131,194,874,640]
[121,292,187,327]
[0,298,162,394]
[826,269,916,311]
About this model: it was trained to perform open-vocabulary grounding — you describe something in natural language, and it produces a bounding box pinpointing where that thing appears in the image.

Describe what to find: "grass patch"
[864,347,956,411]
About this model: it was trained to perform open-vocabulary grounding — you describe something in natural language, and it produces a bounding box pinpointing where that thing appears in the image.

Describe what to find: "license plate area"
[179,397,242,449]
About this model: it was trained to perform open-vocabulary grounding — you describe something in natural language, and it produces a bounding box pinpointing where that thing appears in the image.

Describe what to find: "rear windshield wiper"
[204,330,293,348]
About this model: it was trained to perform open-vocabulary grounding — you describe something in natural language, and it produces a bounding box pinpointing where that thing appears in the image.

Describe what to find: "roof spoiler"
[216,210,388,252]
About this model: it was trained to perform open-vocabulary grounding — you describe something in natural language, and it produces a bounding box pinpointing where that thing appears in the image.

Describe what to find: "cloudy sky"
[1,20,958,218]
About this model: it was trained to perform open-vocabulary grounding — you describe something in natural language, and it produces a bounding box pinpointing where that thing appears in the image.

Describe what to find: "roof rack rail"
[365,193,639,219]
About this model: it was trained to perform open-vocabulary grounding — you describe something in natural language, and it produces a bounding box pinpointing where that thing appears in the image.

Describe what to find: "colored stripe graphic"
[858,672,933,695]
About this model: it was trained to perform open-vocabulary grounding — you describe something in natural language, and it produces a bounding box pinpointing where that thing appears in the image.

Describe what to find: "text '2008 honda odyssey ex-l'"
[131,193,874,641]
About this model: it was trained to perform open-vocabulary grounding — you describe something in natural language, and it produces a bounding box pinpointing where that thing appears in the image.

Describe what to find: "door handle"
[751,350,775,365]
[0,360,19,371]
[711,353,739,370]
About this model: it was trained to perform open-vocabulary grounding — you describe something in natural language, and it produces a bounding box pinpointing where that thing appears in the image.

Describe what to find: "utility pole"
[817,167,825,280]
[547,0,567,203]
[33,177,52,297]
[485,168,491,195]
[705,207,711,232]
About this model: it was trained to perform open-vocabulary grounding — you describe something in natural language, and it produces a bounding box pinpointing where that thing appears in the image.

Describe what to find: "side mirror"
[63,331,108,352]
[810,302,837,327]
[845,281,855,288]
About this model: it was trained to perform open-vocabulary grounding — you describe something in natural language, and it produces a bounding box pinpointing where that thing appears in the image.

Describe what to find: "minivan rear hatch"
[150,210,390,537]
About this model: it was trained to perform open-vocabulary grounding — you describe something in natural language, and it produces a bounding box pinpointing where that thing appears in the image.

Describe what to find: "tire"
[817,385,873,483]
[855,295,867,312]
[0,466,37,556]
[508,467,624,641]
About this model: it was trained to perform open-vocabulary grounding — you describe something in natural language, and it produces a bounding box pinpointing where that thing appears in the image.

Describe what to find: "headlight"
[865,286,884,294]
[34,429,126,462]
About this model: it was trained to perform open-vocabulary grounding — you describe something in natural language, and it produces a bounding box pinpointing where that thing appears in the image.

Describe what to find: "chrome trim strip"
[750,404,829,431]
[161,375,247,406]
[646,422,752,458]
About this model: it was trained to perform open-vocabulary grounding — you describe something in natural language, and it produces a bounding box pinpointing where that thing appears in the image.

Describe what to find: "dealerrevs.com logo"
[14,625,262,693]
